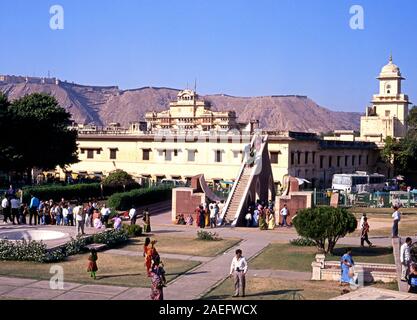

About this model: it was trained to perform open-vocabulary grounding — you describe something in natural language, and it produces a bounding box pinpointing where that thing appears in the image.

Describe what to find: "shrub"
[22,182,141,203]
[289,237,316,247]
[64,237,92,256]
[0,230,130,263]
[122,224,143,237]
[0,240,48,262]
[197,230,221,241]
[107,185,172,211]
[92,229,129,246]
[103,170,138,190]
[292,206,357,254]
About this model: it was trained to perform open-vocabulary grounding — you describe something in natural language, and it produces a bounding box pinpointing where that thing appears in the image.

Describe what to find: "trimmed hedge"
[0,229,130,263]
[22,182,140,203]
[107,185,173,211]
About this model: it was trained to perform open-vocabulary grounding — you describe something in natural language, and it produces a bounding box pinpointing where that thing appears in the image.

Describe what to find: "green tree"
[382,106,417,175]
[292,206,357,254]
[0,93,20,172]
[103,169,136,189]
[4,93,78,181]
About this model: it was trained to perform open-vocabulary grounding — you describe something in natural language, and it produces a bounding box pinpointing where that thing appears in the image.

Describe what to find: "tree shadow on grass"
[205,289,305,300]
[165,271,208,277]
[96,273,143,280]
[332,246,392,258]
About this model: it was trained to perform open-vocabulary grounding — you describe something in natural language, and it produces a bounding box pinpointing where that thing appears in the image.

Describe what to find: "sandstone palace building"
[63,57,410,189]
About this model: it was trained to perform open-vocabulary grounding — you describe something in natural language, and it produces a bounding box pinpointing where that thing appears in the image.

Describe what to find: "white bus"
[332,172,385,193]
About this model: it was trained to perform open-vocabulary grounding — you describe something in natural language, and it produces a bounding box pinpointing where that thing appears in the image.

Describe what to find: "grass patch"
[203,278,341,300]
[351,221,417,237]
[0,253,199,288]
[370,281,398,291]
[349,208,417,216]
[123,235,241,257]
[250,243,394,272]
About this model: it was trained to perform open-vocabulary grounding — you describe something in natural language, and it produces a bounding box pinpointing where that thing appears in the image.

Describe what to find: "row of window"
[81,148,370,169]
[81,148,236,163]
[288,151,369,168]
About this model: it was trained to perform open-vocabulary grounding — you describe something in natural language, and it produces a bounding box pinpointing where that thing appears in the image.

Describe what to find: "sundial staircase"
[218,133,275,227]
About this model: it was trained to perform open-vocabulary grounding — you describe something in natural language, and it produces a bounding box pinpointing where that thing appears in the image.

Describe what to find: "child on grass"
[87,249,98,280]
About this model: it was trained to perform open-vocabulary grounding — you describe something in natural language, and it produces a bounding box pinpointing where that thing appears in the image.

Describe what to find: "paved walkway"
[164,238,270,300]
[0,276,150,300]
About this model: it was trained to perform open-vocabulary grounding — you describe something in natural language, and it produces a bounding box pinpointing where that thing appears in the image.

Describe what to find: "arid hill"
[0,78,361,133]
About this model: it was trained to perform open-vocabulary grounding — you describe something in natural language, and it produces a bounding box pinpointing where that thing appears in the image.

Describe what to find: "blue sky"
[0,0,416,112]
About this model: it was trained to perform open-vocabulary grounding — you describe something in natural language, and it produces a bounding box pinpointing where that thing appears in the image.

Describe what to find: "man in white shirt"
[359,213,367,229]
[280,204,289,227]
[392,206,401,238]
[1,197,11,224]
[209,203,217,228]
[400,237,413,281]
[101,205,111,225]
[10,197,21,225]
[229,249,248,297]
[74,204,85,235]
[129,207,137,225]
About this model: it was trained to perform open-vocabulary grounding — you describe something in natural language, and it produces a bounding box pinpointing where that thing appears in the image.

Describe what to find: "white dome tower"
[360,55,411,143]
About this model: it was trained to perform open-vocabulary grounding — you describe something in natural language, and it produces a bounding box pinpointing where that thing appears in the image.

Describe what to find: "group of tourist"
[0,185,135,237]
[176,201,225,228]
[400,237,417,293]
[245,202,291,230]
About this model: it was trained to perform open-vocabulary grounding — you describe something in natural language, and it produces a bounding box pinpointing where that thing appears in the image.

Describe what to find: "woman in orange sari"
[143,237,152,276]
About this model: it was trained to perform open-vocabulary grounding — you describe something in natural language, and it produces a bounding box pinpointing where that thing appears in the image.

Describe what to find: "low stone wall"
[312,254,397,283]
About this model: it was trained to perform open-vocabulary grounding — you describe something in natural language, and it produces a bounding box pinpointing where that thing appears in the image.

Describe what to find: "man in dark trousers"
[29,194,40,225]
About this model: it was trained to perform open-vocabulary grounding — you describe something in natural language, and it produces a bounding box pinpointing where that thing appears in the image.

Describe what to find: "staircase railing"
[217,134,257,226]
[231,134,269,227]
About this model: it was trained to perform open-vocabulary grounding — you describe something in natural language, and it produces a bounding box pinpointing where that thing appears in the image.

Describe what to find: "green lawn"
[349,208,417,216]
[250,243,394,272]
[203,277,399,301]
[0,253,199,288]
[203,278,342,300]
[351,221,417,237]
[123,235,241,257]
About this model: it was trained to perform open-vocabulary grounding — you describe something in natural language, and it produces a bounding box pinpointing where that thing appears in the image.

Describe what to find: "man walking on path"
[280,204,289,227]
[230,249,248,298]
[392,206,401,238]
[360,217,374,247]
[400,237,413,281]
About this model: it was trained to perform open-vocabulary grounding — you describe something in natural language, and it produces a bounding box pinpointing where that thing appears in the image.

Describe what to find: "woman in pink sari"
[150,256,166,300]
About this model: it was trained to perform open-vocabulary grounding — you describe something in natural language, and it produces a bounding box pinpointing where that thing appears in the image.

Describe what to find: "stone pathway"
[332,286,417,300]
[0,276,150,300]
[164,238,269,300]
